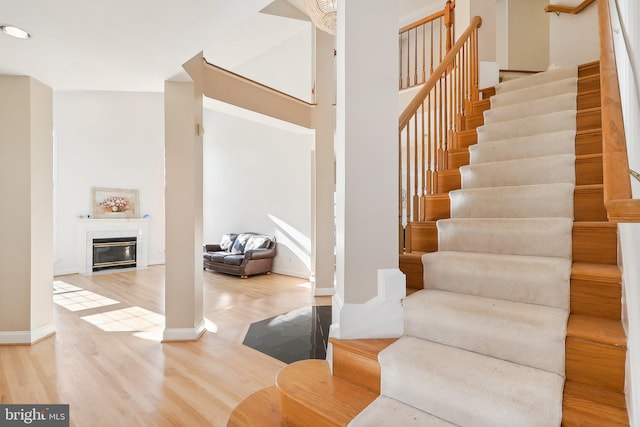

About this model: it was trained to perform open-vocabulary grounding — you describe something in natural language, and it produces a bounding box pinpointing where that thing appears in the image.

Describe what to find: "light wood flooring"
[0,266,330,426]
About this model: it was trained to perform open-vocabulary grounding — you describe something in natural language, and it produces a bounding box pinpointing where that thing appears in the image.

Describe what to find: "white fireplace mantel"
[77,218,150,274]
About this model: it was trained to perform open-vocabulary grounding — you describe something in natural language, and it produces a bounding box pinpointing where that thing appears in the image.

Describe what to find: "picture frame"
[92,187,140,219]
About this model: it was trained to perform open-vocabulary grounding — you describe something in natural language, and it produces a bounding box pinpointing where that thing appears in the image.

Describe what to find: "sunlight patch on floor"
[81,306,165,341]
[54,289,120,312]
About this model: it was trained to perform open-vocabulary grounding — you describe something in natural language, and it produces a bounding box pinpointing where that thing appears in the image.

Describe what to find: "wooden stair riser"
[277,361,377,427]
[457,130,477,149]
[423,194,450,221]
[571,276,622,320]
[465,113,484,130]
[227,386,283,427]
[577,108,602,131]
[471,99,491,115]
[405,221,438,253]
[576,129,603,156]
[572,222,617,264]
[576,154,604,185]
[399,253,425,289]
[563,382,629,427]
[281,396,337,427]
[330,339,397,394]
[480,87,496,99]
[448,149,470,169]
[437,169,462,193]
[578,61,601,77]
[575,185,608,221]
[566,338,626,393]
[578,90,601,110]
[578,75,600,93]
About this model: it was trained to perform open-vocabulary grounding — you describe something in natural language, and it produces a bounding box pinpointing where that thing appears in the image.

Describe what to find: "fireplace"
[78,218,149,274]
[92,237,137,272]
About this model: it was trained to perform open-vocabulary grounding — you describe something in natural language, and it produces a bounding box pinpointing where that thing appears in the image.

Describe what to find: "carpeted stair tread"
[484,92,577,124]
[422,251,570,309]
[495,65,577,94]
[491,77,578,108]
[469,130,576,164]
[460,154,576,189]
[450,183,575,219]
[477,110,577,143]
[437,217,573,258]
[349,396,457,427]
[379,337,564,427]
[403,290,568,374]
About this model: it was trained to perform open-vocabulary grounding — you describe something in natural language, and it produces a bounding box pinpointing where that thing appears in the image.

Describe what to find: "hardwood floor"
[0,266,330,426]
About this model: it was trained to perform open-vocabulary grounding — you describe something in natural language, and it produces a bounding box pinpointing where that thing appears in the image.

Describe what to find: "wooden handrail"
[399,1,455,34]
[399,9,445,34]
[597,0,640,222]
[545,0,596,15]
[400,16,482,130]
[399,0,455,90]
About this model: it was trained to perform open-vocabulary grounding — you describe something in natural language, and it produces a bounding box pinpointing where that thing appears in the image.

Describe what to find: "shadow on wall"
[268,214,311,276]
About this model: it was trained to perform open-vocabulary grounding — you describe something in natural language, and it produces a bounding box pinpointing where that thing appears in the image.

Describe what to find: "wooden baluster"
[443,73,448,170]
[430,21,434,74]
[407,31,411,88]
[420,98,427,221]
[413,108,419,221]
[398,133,404,253]
[439,17,443,65]
[427,92,432,196]
[420,24,427,83]
[399,36,403,89]
[413,27,418,85]
[405,125,411,222]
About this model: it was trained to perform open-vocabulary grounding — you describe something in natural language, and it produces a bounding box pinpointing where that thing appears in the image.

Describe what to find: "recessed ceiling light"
[1,24,31,40]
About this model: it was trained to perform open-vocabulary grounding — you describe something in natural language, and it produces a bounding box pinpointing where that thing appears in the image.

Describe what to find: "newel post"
[445,0,455,52]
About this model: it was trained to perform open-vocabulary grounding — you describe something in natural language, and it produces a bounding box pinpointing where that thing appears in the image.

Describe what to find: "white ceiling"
[0,0,438,93]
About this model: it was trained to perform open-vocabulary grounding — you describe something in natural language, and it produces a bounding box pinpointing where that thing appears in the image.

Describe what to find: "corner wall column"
[163,80,205,341]
[0,76,55,344]
[311,28,336,296]
[331,0,405,341]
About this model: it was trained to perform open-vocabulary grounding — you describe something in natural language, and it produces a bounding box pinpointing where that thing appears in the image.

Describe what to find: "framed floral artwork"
[92,187,140,218]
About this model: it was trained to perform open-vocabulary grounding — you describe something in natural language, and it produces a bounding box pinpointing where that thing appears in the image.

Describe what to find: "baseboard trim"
[331,268,406,340]
[0,322,56,345]
[162,319,206,342]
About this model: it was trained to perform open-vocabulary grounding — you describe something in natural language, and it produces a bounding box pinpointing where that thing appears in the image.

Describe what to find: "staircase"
[227,61,629,426]
[394,61,628,426]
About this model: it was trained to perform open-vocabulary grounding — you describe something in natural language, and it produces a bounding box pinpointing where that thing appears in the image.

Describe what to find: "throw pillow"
[230,233,252,254]
[245,235,273,251]
[219,233,238,251]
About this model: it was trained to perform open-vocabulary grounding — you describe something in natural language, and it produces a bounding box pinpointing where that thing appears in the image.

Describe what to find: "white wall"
[234,25,313,102]
[507,0,549,71]
[202,108,313,279]
[549,0,599,67]
[611,0,640,423]
[53,91,166,275]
